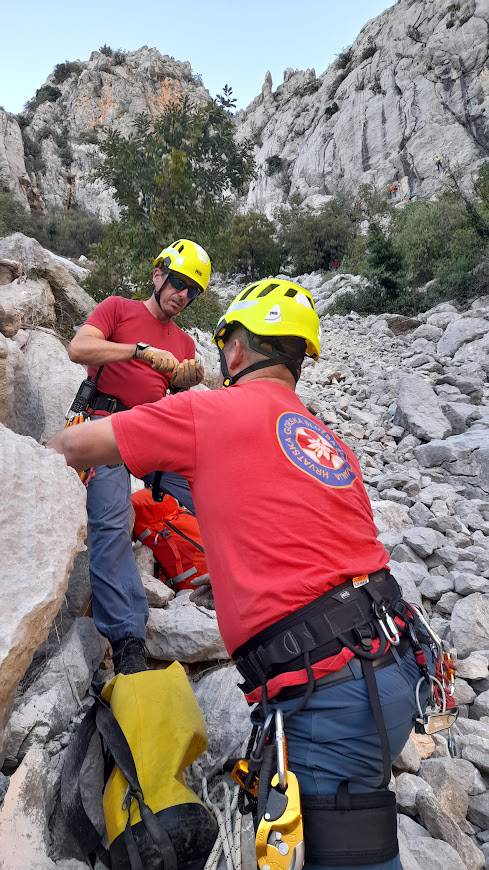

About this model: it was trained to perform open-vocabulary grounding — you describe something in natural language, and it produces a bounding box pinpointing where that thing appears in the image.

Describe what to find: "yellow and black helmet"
[213,277,321,359]
[153,239,212,292]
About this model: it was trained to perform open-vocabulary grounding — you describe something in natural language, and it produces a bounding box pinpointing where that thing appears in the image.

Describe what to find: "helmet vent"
[257,282,279,297]
[285,288,297,297]
[239,284,258,300]
[178,244,185,253]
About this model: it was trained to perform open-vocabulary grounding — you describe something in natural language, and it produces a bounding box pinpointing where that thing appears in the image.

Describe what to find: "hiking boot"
[112,636,147,675]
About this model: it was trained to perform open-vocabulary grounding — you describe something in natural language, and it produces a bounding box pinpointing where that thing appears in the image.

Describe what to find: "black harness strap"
[360,659,392,788]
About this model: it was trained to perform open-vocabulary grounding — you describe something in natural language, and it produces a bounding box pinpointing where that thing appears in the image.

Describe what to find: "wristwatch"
[134,342,150,359]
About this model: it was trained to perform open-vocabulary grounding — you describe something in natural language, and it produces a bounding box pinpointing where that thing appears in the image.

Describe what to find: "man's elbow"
[67,339,84,364]
[47,429,82,470]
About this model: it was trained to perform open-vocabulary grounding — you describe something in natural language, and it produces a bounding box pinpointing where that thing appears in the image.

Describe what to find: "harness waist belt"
[275,636,410,701]
[232,569,403,693]
[92,391,128,415]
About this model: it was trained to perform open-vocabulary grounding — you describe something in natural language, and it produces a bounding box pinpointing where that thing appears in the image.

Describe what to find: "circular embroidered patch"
[276,412,357,488]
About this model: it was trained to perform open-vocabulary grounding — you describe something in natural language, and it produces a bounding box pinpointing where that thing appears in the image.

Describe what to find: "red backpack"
[131,489,208,591]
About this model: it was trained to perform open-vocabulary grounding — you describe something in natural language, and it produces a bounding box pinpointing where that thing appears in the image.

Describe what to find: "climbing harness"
[230,570,459,865]
[64,366,126,483]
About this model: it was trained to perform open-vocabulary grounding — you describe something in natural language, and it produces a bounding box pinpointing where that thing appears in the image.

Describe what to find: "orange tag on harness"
[352,574,369,588]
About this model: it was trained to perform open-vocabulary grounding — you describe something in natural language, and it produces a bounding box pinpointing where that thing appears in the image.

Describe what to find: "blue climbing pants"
[270,647,431,870]
[87,462,148,642]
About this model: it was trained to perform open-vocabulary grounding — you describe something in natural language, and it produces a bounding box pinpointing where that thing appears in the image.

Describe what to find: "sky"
[0,1,391,115]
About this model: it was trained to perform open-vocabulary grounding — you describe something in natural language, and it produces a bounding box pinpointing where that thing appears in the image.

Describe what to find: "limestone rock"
[0,745,55,870]
[437,318,489,358]
[393,732,421,773]
[5,49,209,219]
[0,110,29,209]
[0,234,95,325]
[417,758,469,823]
[395,772,433,816]
[416,792,484,869]
[140,570,174,608]
[192,665,251,776]
[5,618,106,761]
[0,425,86,761]
[451,593,489,658]
[394,375,450,442]
[145,592,228,663]
[403,526,445,558]
[0,276,56,329]
[22,329,86,443]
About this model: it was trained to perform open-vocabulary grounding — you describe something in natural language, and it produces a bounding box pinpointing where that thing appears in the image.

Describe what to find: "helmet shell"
[212,278,321,359]
[153,239,212,291]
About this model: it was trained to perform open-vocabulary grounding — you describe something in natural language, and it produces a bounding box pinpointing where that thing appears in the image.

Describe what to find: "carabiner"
[250,712,275,765]
[275,709,287,792]
[374,603,400,646]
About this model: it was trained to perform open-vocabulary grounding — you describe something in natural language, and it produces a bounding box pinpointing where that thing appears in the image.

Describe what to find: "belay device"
[233,710,304,870]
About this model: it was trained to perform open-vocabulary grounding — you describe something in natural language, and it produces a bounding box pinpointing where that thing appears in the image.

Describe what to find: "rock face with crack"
[237,0,489,215]
[0,425,87,761]
[0,48,209,219]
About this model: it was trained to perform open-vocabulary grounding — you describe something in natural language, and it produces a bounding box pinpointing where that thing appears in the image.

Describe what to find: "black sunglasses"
[168,272,201,302]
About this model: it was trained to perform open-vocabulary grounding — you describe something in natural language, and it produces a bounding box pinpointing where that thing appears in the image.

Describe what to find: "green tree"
[222,211,282,277]
[392,194,480,289]
[85,91,254,330]
[278,198,357,274]
[87,93,255,304]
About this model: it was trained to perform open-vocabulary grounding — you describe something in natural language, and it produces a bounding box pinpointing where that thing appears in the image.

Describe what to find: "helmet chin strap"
[219,345,301,388]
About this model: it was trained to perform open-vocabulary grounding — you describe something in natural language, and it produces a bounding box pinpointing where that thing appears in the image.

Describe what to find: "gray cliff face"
[1,47,209,220]
[1,2,489,221]
[0,112,30,209]
[236,0,489,215]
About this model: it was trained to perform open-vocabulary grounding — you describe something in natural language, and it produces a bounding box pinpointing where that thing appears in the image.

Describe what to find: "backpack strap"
[95,700,178,870]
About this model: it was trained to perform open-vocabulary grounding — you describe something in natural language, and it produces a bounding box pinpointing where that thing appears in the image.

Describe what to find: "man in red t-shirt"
[67,238,211,674]
[50,278,432,869]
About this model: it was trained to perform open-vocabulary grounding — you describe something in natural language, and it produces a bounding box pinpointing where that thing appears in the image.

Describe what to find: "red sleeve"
[85,296,119,339]
[111,392,196,481]
[186,334,196,359]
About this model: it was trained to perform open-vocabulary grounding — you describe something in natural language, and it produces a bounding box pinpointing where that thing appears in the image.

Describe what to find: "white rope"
[202,776,243,870]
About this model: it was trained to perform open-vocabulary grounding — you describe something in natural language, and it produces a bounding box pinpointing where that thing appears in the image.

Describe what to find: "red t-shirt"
[112,380,389,698]
[85,296,195,408]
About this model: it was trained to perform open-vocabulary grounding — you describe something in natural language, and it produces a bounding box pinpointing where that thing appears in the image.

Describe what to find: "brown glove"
[171,358,204,390]
[138,346,179,374]
[189,574,215,610]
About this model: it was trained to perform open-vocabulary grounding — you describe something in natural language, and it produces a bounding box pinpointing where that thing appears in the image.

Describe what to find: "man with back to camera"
[50,276,434,869]
[67,239,211,675]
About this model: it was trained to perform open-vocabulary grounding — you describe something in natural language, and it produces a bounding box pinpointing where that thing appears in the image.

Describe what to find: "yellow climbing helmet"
[213,277,321,359]
[153,239,212,292]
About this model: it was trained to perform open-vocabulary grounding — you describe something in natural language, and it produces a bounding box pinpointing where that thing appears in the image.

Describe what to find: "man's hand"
[171,359,204,390]
[138,347,179,374]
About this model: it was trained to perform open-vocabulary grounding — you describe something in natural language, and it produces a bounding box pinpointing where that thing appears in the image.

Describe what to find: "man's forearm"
[48,416,122,470]
[68,335,136,366]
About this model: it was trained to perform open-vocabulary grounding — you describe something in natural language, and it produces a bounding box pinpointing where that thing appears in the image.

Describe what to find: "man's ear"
[226,337,246,374]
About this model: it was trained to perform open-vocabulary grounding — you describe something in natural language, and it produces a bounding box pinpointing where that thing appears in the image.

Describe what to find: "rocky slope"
[1,237,489,868]
[238,0,489,215]
[0,47,208,219]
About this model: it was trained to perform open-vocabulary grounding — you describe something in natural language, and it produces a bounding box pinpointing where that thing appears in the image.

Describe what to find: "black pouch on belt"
[302,783,398,866]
